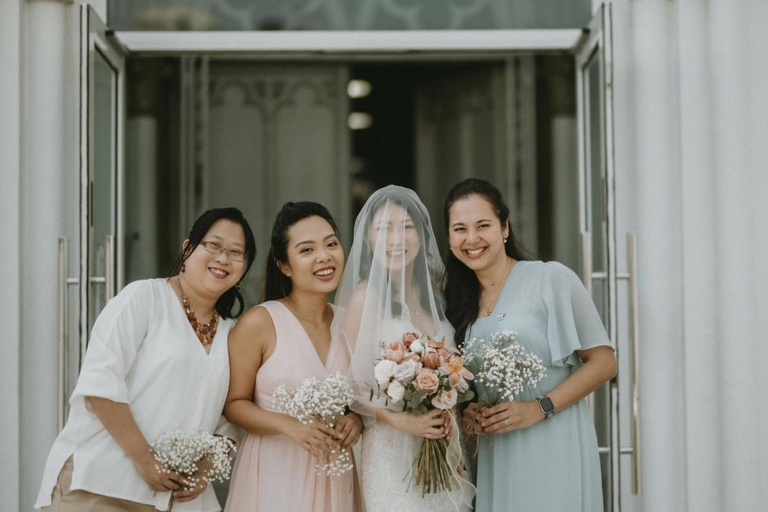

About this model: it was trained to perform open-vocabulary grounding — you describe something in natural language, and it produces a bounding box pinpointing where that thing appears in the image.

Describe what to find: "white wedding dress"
[334,186,475,512]
[358,320,473,512]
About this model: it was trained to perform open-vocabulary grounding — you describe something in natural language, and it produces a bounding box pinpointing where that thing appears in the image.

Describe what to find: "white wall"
[4,1,85,510]
[0,0,24,509]
[20,1,70,509]
[613,0,768,510]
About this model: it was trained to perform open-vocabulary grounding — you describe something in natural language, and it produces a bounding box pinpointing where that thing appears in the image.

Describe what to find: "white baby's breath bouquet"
[151,426,236,509]
[273,372,355,476]
[461,330,547,434]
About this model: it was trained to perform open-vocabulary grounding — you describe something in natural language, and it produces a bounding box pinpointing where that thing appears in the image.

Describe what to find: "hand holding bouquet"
[273,372,355,476]
[460,330,546,434]
[372,332,474,496]
[151,427,236,509]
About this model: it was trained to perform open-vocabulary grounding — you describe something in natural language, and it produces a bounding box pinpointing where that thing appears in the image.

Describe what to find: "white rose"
[374,360,396,386]
[431,389,458,410]
[386,380,406,402]
[410,338,425,355]
[453,377,470,393]
[394,360,422,381]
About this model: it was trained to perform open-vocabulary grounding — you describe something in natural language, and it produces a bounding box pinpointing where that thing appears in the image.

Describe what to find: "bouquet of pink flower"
[372,332,474,496]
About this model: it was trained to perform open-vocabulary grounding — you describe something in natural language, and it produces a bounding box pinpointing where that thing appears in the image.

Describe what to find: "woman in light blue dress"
[442,178,616,511]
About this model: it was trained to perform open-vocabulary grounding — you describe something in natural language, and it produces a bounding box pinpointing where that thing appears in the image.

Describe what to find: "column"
[0,0,24,509]
[20,1,71,509]
[675,0,722,509]
[630,0,687,510]
[746,0,768,497]
[709,0,765,508]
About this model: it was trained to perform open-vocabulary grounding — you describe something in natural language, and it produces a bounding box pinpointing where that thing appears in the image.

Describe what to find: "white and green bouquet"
[273,372,355,476]
[461,330,547,434]
[151,426,236,509]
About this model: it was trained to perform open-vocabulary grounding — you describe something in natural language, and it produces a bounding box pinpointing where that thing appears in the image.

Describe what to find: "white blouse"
[36,279,240,511]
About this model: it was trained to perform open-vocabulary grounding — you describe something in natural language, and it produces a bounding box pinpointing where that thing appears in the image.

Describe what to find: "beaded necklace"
[177,277,218,346]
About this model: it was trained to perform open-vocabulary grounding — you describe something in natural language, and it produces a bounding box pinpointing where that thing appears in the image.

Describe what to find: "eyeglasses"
[199,241,247,262]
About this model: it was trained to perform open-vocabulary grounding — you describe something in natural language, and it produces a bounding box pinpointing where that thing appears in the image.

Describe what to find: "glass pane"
[583,50,608,321]
[109,0,590,31]
[89,50,117,332]
[587,54,605,269]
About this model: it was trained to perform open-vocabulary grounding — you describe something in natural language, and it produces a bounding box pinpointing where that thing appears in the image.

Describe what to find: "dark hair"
[443,178,529,346]
[168,207,256,319]
[359,191,439,316]
[263,202,340,302]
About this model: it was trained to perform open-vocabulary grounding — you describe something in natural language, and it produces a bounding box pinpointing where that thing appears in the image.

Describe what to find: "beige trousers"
[42,456,160,512]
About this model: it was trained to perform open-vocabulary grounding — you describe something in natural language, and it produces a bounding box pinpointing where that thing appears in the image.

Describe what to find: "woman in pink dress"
[224,202,362,512]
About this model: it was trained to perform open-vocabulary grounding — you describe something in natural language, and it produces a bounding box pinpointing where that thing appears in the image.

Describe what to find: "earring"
[236,283,241,292]
[181,263,186,273]
[503,238,508,244]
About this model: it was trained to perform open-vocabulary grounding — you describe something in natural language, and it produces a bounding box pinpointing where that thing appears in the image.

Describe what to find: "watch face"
[539,396,554,413]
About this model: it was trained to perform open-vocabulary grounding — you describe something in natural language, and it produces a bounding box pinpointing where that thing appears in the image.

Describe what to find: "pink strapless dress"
[225,301,360,512]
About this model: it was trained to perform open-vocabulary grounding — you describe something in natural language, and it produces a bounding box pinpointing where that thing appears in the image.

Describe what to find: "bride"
[336,185,474,511]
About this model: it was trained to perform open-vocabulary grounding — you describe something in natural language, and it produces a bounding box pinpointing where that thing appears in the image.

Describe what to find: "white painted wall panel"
[20,3,69,511]
[0,0,23,509]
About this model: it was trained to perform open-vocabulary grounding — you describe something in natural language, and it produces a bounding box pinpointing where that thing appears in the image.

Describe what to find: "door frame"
[115,29,583,56]
[575,3,642,511]
[105,10,633,511]
[79,5,126,361]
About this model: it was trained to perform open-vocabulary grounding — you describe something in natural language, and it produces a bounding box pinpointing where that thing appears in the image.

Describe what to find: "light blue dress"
[465,261,610,512]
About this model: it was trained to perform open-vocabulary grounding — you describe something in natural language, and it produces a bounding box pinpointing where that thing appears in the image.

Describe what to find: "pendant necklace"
[479,294,501,317]
[479,259,515,318]
[177,277,218,346]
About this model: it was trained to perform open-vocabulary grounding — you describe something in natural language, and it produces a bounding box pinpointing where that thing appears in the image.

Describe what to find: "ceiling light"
[347,79,372,99]
[348,112,373,130]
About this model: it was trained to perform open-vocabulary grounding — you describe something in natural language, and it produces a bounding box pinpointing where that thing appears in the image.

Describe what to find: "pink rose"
[414,369,440,395]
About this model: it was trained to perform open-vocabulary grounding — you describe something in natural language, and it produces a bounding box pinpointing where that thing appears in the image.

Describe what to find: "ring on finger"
[504,418,510,427]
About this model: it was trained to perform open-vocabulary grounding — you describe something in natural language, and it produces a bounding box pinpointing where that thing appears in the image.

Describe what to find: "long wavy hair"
[168,207,256,319]
[443,178,529,346]
[262,201,340,302]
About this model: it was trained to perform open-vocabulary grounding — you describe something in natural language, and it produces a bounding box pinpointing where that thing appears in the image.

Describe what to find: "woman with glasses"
[36,207,257,512]
[224,202,362,512]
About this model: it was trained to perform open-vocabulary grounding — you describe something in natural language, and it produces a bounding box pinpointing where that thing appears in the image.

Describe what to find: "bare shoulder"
[229,305,276,350]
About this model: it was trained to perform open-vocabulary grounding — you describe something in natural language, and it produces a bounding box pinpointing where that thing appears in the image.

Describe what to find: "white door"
[576,3,641,511]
